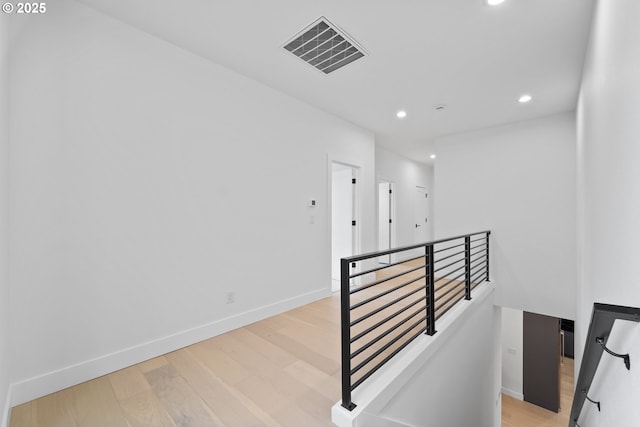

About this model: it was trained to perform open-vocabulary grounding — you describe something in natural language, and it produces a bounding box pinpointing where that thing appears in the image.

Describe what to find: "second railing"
[340,230,491,410]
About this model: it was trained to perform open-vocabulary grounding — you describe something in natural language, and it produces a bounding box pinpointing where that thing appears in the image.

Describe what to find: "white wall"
[0,11,10,427]
[575,0,640,424]
[434,113,577,320]
[367,287,501,427]
[375,146,433,248]
[501,307,523,400]
[8,0,375,404]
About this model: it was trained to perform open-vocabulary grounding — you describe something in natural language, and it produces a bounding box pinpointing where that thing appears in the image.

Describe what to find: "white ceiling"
[77,0,595,164]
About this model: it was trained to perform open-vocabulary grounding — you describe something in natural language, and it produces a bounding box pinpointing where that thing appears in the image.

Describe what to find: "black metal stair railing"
[569,303,640,427]
[340,231,491,410]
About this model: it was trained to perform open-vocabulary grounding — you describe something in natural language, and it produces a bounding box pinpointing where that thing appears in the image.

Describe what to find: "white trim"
[376,178,395,265]
[1,385,11,427]
[10,288,328,406]
[328,156,364,292]
[501,387,524,401]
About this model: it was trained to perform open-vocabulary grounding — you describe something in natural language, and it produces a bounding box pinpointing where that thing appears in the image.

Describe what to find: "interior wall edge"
[0,384,10,427]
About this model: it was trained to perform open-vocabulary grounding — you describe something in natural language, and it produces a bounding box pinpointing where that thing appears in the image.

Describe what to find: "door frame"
[414,185,430,244]
[377,179,395,265]
[328,157,362,292]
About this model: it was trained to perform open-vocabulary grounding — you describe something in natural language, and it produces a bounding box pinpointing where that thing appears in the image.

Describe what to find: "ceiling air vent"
[283,17,366,74]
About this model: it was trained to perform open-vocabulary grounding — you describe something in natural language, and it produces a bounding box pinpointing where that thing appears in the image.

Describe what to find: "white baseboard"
[501,387,524,401]
[1,385,11,427]
[10,288,329,407]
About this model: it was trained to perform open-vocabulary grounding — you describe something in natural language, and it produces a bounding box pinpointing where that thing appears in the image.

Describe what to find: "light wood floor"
[10,262,566,427]
[502,357,575,427]
[10,293,343,427]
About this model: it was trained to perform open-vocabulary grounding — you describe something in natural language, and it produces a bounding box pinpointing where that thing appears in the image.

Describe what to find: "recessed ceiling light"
[518,94,532,103]
[487,0,505,5]
[396,110,407,118]
[430,154,437,159]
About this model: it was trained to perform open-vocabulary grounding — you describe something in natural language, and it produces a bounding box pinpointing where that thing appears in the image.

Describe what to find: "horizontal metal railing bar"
[471,253,487,264]
[350,306,426,359]
[350,296,427,343]
[436,286,466,311]
[350,285,425,327]
[469,236,486,244]
[469,248,487,259]
[433,257,466,274]
[470,251,487,262]
[471,246,487,255]
[469,264,487,282]
[470,268,487,284]
[433,241,466,254]
[434,271,467,293]
[436,291,466,321]
[350,264,425,294]
[351,315,427,376]
[433,231,489,245]
[469,242,486,252]
[350,274,426,310]
[351,326,426,391]
[470,258,487,273]
[435,279,465,303]
[432,263,467,281]
[470,264,487,279]
[437,288,465,311]
[344,231,491,263]
[349,254,426,279]
[471,262,487,272]
[434,285,464,307]
[469,259,486,272]
[471,267,487,282]
[433,249,466,264]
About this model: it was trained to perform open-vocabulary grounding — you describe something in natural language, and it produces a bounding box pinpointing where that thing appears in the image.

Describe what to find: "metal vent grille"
[283,17,366,74]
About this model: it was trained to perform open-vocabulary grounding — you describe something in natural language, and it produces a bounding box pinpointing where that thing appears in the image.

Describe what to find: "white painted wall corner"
[1,385,11,427]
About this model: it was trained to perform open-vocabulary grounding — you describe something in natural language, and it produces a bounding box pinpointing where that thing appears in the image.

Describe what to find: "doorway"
[414,186,430,243]
[331,162,359,291]
[378,181,394,265]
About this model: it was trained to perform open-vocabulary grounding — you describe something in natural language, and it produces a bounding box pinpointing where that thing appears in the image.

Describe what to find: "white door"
[332,163,358,291]
[378,181,393,264]
[414,186,429,243]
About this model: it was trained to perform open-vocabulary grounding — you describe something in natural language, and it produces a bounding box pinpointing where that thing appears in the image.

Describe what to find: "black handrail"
[568,303,640,427]
[340,231,491,410]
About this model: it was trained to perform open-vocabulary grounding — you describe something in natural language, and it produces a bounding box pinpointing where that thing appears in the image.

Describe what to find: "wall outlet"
[225,291,235,304]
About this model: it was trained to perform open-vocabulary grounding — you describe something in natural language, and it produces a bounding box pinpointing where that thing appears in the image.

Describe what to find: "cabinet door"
[523,311,560,412]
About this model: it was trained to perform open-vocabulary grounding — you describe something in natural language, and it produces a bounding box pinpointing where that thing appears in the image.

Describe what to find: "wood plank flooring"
[10,295,342,427]
[10,260,570,427]
[502,357,575,427]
